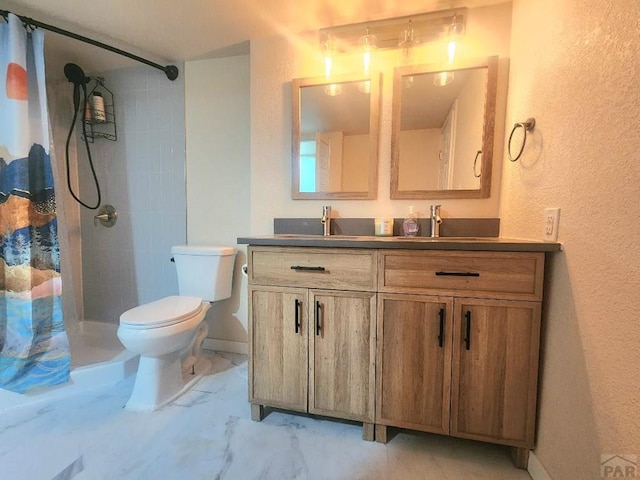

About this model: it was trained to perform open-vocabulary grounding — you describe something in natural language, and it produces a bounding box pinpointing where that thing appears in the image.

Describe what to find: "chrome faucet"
[430,204,442,238]
[321,206,332,236]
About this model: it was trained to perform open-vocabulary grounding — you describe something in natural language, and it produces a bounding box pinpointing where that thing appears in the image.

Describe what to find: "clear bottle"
[402,205,419,237]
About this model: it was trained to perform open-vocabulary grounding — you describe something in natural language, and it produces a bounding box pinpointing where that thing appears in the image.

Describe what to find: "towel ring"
[473,150,482,178]
[508,117,536,162]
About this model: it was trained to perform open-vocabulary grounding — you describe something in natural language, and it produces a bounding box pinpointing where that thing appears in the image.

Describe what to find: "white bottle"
[402,205,419,237]
[92,91,106,123]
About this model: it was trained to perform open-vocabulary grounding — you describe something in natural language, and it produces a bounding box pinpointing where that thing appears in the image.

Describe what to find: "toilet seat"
[120,295,205,330]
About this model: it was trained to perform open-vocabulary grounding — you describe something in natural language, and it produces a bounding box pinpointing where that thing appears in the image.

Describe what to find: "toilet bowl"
[117,245,236,411]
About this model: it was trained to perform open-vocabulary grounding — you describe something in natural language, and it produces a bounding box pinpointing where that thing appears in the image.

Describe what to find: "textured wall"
[250,3,512,235]
[502,1,640,478]
[185,55,250,349]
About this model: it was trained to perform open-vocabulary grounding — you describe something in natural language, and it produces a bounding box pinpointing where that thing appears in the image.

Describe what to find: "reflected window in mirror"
[391,56,498,199]
[292,73,381,200]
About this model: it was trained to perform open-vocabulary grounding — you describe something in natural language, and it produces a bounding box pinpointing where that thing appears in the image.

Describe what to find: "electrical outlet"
[544,208,561,241]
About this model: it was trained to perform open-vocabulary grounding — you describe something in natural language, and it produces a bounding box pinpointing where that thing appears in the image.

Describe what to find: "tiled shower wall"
[77,65,186,324]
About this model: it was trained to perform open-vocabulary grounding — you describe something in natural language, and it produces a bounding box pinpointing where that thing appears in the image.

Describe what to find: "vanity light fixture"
[398,19,418,65]
[357,27,377,93]
[399,20,419,88]
[359,27,377,75]
[434,13,465,87]
[322,33,342,96]
[318,8,466,84]
[447,13,465,64]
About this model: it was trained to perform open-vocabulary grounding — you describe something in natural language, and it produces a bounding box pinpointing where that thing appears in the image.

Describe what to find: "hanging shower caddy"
[82,76,117,142]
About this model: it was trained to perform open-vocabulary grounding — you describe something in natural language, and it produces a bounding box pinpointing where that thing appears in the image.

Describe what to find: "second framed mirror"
[390,56,498,199]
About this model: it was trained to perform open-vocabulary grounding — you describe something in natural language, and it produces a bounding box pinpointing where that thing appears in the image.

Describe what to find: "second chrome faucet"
[321,206,332,236]
[430,204,442,237]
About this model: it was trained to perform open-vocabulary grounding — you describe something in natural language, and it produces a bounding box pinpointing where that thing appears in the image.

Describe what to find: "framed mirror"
[390,56,498,199]
[292,72,381,199]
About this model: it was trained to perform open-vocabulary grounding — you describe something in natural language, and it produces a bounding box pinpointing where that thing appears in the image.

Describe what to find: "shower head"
[64,63,86,85]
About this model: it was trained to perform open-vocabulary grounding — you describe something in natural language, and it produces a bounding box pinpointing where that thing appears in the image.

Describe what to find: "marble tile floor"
[0,352,532,480]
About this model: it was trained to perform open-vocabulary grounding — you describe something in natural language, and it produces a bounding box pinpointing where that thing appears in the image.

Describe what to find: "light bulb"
[446,14,465,65]
[447,40,457,64]
[323,34,336,78]
[359,28,377,75]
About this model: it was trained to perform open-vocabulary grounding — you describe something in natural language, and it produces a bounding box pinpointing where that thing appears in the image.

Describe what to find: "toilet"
[117,245,236,411]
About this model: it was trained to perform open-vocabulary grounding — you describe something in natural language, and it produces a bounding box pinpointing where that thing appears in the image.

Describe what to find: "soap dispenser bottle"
[402,205,419,237]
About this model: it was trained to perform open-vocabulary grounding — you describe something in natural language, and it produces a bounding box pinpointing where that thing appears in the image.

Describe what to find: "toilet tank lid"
[171,245,236,256]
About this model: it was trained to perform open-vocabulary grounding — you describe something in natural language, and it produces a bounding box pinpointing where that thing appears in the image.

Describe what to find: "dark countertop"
[237,235,562,252]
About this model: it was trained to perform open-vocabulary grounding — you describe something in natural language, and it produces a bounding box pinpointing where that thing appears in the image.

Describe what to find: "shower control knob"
[93,204,117,228]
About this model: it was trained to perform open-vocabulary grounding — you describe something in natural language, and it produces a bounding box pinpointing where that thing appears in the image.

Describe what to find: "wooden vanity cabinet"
[248,246,377,440]
[246,243,548,465]
[376,250,545,466]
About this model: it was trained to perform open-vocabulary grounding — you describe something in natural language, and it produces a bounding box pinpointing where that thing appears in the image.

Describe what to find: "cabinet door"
[309,290,376,422]
[376,294,453,434]
[451,298,541,447]
[249,286,308,412]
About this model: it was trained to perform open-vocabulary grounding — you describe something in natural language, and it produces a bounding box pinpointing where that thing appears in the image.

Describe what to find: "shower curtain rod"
[0,9,179,80]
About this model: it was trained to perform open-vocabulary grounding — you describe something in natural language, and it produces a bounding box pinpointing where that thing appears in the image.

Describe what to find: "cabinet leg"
[511,447,530,469]
[375,424,388,444]
[250,404,265,422]
[362,423,374,441]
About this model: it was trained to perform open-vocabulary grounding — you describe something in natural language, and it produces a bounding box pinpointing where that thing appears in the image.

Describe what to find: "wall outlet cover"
[544,208,560,241]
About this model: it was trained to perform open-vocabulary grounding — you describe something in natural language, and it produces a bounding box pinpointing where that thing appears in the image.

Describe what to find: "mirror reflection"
[391,56,498,199]
[292,73,380,199]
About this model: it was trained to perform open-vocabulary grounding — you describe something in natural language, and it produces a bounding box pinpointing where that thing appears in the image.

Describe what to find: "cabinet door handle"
[291,265,326,271]
[438,308,445,348]
[294,299,301,334]
[464,311,471,350]
[315,300,321,336]
[435,271,480,277]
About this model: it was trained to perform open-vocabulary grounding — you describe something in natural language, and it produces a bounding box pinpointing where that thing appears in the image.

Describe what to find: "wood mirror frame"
[390,56,498,199]
[291,72,381,200]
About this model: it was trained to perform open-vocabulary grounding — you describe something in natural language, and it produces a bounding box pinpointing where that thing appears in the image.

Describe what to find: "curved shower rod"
[0,9,179,81]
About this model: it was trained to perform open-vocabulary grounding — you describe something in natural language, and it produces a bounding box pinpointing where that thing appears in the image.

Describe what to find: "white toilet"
[117,245,236,411]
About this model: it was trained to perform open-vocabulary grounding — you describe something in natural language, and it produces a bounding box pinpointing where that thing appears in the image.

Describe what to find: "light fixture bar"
[319,8,466,53]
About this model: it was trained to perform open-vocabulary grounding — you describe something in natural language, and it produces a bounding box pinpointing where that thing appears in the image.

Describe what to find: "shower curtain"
[0,13,70,393]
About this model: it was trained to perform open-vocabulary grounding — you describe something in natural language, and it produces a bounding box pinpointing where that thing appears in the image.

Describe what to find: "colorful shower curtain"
[0,13,70,393]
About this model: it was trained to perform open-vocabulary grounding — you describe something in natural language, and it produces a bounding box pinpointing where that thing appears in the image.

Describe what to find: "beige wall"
[250,3,512,229]
[452,68,485,189]
[502,1,640,478]
[398,128,441,190]
[185,55,250,349]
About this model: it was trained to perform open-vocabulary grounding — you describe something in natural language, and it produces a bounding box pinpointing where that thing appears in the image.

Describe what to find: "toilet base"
[124,353,212,412]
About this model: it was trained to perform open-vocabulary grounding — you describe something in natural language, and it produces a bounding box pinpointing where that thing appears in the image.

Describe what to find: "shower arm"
[0,9,179,81]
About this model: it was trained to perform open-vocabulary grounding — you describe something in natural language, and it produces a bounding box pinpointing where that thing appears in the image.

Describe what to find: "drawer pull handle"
[291,265,326,272]
[315,300,321,336]
[435,271,480,277]
[294,299,301,334]
[464,311,472,350]
[438,308,445,348]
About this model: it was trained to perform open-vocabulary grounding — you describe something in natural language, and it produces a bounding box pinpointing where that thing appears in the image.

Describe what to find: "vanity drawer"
[248,246,377,291]
[379,250,544,300]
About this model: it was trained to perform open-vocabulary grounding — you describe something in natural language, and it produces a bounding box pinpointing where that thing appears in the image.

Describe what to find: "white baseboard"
[203,338,248,355]
[528,451,553,480]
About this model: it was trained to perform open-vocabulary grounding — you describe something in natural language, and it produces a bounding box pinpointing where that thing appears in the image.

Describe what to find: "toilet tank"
[171,245,236,302]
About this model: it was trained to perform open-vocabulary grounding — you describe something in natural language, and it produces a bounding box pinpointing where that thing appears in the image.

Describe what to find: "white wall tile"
[80,64,186,321]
